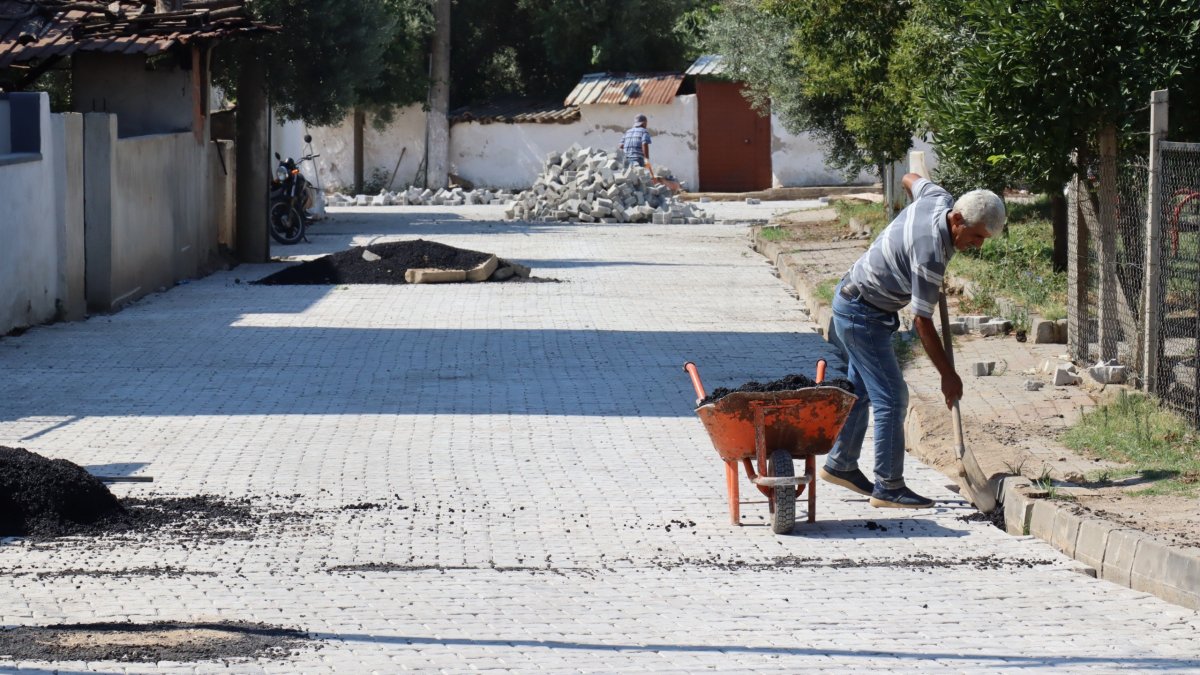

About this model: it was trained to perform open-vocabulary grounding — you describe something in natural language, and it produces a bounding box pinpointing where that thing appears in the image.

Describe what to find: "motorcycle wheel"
[269,202,305,245]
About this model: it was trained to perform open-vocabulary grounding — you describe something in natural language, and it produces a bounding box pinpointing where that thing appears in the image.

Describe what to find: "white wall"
[274,105,428,193]
[0,93,80,333]
[578,97,699,191]
[449,118,600,190]
[73,54,194,138]
[771,115,941,187]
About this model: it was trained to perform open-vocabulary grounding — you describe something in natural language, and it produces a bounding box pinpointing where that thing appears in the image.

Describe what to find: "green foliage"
[450,0,703,107]
[758,226,793,242]
[916,0,1200,192]
[814,277,840,304]
[1063,391,1200,496]
[216,0,432,126]
[702,0,915,179]
[832,200,889,238]
[949,199,1067,318]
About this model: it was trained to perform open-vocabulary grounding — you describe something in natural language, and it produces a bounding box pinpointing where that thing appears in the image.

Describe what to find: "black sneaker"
[869,485,935,509]
[819,466,874,496]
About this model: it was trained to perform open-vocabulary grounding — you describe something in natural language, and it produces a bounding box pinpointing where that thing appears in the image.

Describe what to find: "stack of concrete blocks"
[328,187,514,207]
[960,315,1013,337]
[504,145,712,224]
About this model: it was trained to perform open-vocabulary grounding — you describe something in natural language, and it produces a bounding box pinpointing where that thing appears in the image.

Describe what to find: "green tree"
[450,0,703,107]
[218,0,432,125]
[906,0,1200,269]
[702,0,915,179]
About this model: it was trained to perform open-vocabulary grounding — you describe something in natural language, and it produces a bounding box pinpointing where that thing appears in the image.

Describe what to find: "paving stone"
[0,205,1196,672]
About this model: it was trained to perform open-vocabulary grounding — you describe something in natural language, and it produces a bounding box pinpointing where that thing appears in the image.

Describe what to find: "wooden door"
[697,80,772,192]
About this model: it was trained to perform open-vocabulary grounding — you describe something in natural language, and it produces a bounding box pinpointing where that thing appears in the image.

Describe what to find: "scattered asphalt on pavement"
[0,203,1196,672]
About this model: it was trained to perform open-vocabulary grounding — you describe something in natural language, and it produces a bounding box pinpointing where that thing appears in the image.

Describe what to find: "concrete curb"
[753,226,1200,611]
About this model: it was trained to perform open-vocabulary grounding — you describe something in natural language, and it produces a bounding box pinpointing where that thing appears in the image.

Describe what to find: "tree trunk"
[353,108,365,194]
[425,0,450,190]
[1051,188,1068,273]
[235,55,269,263]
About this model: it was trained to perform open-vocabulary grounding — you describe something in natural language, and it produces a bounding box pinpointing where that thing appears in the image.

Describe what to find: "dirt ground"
[762,212,1200,552]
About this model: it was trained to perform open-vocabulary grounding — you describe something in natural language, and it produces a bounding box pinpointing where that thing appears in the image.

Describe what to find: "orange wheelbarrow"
[683,360,858,533]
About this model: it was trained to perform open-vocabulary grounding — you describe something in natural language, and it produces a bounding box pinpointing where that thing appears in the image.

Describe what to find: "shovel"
[937,291,997,512]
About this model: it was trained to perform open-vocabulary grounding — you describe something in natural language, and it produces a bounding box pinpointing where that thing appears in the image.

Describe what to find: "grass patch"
[893,330,917,366]
[833,200,889,238]
[758,226,793,242]
[949,195,1067,320]
[814,277,840,304]
[1062,391,1200,496]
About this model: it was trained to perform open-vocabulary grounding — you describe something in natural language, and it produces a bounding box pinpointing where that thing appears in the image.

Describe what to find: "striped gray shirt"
[847,178,955,318]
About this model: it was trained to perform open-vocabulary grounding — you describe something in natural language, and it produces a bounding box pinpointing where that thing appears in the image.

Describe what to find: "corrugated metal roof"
[563,72,684,107]
[0,0,270,69]
[686,54,726,77]
[449,100,580,125]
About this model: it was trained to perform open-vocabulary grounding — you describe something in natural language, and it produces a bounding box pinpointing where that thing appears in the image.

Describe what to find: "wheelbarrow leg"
[806,454,817,523]
[725,460,740,525]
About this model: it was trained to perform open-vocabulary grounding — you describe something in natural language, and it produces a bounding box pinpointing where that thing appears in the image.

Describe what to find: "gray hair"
[953,189,1006,236]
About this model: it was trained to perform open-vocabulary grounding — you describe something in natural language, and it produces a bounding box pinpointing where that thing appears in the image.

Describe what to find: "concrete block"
[490,266,515,282]
[1101,528,1143,587]
[1129,539,1200,608]
[1087,361,1128,384]
[503,261,531,279]
[971,361,996,376]
[1024,380,1044,391]
[962,315,992,330]
[745,198,761,205]
[1028,499,1057,542]
[1074,518,1113,571]
[1050,508,1083,557]
[1033,319,1058,343]
[948,320,968,335]
[465,255,499,282]
[1055,319,1069,342]
[361,250,381,262]
[1001,478,1034,536]
[355,194,369,206]
[1053,365,1082,386]
[404,268,466,284]
[979,319,1012,336]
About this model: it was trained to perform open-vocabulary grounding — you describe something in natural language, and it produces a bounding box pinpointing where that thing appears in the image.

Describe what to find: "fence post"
[1068,175,1089,362]
[1143,89,1169,394]
[1097,126,1119,362]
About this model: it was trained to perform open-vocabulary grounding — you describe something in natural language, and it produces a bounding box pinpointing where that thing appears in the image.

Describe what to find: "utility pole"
[425,0,450,190]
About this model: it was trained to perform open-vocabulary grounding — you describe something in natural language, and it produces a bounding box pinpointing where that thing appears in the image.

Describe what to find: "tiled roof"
[563,72,684,107]
[0,0,270,69]
[449,99,580,125]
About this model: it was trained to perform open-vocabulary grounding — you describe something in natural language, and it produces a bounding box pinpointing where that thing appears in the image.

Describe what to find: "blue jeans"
[825,281,910,489]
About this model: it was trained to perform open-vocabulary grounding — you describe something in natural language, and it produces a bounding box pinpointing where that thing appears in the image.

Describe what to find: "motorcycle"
[269,134,320,245]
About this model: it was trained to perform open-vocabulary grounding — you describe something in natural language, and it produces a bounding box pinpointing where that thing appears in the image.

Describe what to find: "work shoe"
[819,466,874,496]
[869,485,935,509]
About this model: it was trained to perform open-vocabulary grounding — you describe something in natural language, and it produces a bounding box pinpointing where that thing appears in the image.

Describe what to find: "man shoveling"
[819,174,1006,508]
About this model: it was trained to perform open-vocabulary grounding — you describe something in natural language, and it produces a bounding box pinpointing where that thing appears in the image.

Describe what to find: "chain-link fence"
[1150,141,1200,423]
[1068,153,1148,374]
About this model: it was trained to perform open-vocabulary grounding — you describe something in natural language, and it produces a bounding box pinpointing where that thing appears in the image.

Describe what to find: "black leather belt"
[839,280,888,313]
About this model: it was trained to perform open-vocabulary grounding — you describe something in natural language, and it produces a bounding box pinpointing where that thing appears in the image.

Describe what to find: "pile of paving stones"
[505,145,713,224]
[255,239,531,285]
[327,186,513,207]
[698,373,856,407]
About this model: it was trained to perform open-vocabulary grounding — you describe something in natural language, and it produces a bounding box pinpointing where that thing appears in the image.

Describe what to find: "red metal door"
[697,80,772,192]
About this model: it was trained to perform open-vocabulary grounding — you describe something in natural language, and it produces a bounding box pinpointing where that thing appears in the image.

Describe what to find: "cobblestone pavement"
[1,207,1197,673]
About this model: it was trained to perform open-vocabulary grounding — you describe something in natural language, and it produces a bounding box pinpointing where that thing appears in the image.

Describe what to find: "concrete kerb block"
[962,315,992,330]
[1028,499,1058,542]
[1050,507,1084,558]
[971,361,996,377]
[1074,518,1114,571]
[1101,528,1143,587]
[948,320,968,335]
[465,255,498,282]
[1054,364,1083,386]
[1032,318,1059,343]
[404,268,467,284]
[1000,477,1035,536]
[1131,539,1200,609]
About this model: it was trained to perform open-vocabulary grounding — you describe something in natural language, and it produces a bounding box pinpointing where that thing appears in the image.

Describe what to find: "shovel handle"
[815,359,826,384]
[682,362,707,403]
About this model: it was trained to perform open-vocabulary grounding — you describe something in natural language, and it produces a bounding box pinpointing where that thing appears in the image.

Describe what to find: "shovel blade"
[956,450,996,512]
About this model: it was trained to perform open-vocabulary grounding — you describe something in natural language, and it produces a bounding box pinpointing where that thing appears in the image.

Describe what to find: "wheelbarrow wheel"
[769,449,796,534]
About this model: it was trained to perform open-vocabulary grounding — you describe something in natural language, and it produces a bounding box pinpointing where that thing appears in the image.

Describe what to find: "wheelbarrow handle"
[682,361,707,404]
[816,359,826,384]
